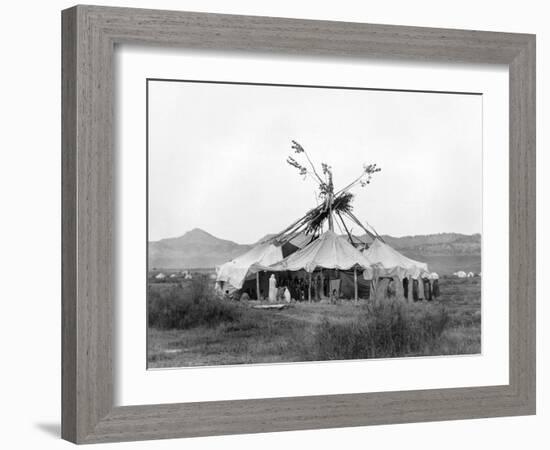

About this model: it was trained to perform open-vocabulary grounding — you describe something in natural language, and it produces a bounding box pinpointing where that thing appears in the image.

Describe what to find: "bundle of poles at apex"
[259,140,383,248]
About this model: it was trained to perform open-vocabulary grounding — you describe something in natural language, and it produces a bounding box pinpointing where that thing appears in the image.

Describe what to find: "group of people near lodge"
[235,270,441,303]
[266,272,343,303]
[393,275,440,301]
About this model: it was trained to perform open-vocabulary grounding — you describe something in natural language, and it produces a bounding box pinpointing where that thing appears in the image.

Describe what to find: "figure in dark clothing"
[312,274,319,301]
[386,278,396,299]
[304,278,310,301]
[298,278,307,301]
[423,278,432,301]
[432,279,440,299]
[402,277,409,300]
[412,278,419,302]
[293,277,300,301]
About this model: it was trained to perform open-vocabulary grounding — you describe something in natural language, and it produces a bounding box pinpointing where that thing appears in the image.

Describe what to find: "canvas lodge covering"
[217,231,429,301]
[216,242,283,290]
[362,238,428,279]
[268,230,373,273]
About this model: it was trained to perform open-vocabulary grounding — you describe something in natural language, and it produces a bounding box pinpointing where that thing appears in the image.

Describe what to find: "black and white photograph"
[147,79,482,368]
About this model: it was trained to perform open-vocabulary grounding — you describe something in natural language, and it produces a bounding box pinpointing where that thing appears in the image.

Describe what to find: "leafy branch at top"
[286,140,381,202]
[334,163,382,196]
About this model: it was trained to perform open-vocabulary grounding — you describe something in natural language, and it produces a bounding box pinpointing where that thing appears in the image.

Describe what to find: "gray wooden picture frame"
[61,5,536,444]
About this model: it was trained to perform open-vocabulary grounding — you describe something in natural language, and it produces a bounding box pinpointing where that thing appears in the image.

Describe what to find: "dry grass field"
[147,275,481,368]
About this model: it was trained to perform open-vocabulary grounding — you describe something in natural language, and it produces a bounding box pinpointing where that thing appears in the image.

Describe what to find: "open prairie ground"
[147,276,481,368]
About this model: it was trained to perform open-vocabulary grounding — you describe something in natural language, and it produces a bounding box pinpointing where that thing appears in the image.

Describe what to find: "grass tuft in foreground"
[307,301,451,360]
[148,275,241,330]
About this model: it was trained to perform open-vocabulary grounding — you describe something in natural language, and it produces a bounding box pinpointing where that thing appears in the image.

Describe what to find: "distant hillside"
[376,233,481,275]
[148,228,251,269]
[380,233,481,255]
[149,229,480,274]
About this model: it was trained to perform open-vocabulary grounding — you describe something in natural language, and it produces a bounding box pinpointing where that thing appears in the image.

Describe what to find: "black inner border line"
[145,78,150,369]
[146,78,483,96]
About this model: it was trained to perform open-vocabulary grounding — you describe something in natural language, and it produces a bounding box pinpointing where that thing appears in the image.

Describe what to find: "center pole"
[328,172,334,231]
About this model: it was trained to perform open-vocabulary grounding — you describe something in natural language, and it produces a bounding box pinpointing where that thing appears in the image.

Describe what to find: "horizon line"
[148,228,482,245]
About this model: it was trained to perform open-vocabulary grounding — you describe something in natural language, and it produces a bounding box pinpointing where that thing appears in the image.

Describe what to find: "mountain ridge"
[148,228,481,273]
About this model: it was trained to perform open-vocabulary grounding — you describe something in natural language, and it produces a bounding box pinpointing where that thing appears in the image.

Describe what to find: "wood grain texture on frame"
[61,5,536,444]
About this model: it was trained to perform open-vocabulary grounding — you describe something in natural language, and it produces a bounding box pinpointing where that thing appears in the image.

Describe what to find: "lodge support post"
[320,270,324,301]
[256,272,261,301]
[308,272,312,303]
[354,266,358,303]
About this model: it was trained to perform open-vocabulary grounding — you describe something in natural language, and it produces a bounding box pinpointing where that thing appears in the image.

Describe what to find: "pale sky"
[148,80,482,244]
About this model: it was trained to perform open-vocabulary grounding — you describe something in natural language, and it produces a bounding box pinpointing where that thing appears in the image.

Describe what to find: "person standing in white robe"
[283,287,291,303]
[268,274,277,302]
